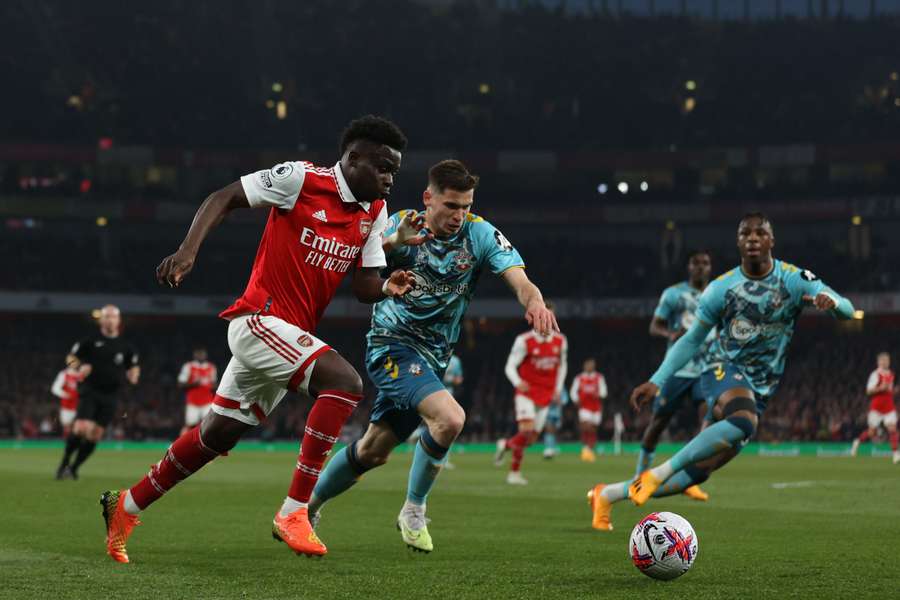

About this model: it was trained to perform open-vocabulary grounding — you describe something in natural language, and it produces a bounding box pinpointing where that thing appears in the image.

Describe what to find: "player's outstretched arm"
[630,319,713,410]
[351,267,416,303]
[501,268,559,336]
[157,181,250,288]
[382,210,432,252]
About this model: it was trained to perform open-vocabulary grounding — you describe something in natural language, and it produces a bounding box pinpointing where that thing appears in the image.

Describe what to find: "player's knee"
[444,404,466,438]
[721,396,758,440]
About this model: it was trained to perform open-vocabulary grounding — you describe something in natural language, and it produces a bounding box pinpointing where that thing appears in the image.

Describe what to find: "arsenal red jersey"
[178,360,218,406]
[220,161,388,331]
[570,371,607,412]
[51,367,83,410]
[867,368,896,414]
[505,331,568,407]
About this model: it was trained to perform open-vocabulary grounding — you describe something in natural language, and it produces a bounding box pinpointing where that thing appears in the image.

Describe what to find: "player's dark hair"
[740,211,772,231]
[340,115,407,154]
[428,159,480,193]
[687,249,711,263]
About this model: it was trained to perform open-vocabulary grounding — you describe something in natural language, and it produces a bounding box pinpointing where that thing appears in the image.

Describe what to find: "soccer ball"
[629,512,698,580]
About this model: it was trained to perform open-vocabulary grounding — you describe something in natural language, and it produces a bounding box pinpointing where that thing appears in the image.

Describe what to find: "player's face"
[194,349,207,361]
[687,253,711,283]
[98,306,121,335]
[737,217,774,263]
[344,143,402,203]
[423,187,474,237]
[584,359,596,372]
[878,354,890,369]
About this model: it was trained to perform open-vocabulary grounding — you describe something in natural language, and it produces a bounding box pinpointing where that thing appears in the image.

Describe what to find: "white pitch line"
[770,481,816,489]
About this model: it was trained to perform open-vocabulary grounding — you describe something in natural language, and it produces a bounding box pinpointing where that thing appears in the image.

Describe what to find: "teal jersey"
[653,281,716,379]
[696,260,849,397]
[368,211,525,371]
[442,354,463,396]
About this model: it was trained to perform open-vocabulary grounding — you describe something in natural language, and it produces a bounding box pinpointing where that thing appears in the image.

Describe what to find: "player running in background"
[496,302,567,485]
[56,305,139,480]
[100,116,416,562]
[178,347,217,436]
[51,364,84,438]
[308,159,558,552]
[850,352,899,464]
[635,251,714,501]
[588,213,855,530]
[570,358,607,463]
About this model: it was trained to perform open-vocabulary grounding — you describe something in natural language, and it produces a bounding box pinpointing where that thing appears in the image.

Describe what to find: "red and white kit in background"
[504,331,568,432]
[570,371,607,426]
[214,161,388,425]
[866,368,897,429]
[178,360,218,426]
[51,367,83,427]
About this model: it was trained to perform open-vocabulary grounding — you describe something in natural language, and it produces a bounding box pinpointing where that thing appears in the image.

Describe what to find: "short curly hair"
[339,115,408,154]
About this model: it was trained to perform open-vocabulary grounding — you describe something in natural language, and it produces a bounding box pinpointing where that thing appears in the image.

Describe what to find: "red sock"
[580,430,591,447]
[129,426,219,509]
[890,430,899,452]
[857,430,871,443]
[587,430,598,448]
[508,431,532,472]
[288,390,362,503]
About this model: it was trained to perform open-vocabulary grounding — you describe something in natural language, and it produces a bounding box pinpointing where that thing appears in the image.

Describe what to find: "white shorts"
[212,314,331,426]
[578,408,602,426]
[515,394,549,432]
[185,403,212,427]
[60,407,76,427]
[868,410,898,430]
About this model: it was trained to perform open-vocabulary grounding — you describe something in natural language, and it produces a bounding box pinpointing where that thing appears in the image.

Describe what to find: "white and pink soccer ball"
[629,512,698,580]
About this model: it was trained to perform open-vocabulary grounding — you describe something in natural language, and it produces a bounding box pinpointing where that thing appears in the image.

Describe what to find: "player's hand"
[516,381,531,393]
[525,300,559,336]
[157,249,196,288]
[630,381,659,412]
[396,210,433,246]
[670,329,687,342]
[78,363,92,378]
[384,270,416,297]
[802,293,836,311]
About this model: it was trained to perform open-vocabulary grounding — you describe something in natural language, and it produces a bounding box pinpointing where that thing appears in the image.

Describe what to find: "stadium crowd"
[1,314,891,445]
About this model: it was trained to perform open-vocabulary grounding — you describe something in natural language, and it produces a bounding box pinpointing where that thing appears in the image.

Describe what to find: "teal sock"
[599,480,631,503]
[652,466,708,498]
[635,446,655,477]
[660,419,748,476]
[543,432,557,451]
[311,442,367,510]
[407,431,448,505]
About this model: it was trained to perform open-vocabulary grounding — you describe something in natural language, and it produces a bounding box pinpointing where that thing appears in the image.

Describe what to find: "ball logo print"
[271,162,293,180]
[629,512,698,580]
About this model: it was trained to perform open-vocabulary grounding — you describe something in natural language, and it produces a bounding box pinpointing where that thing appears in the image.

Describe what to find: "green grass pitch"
[2,447,898,599]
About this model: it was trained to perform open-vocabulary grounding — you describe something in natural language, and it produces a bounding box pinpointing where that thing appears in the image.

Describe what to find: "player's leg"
[309,420,403,518]
[543,418,558,459]
[630,366,758,505]
[505,395,542,484]
[852,411,880,456]
[635,376,692,476]
[59,407,75,439]
[58,392,97,478]
[579,409,598,462]
[885,412,899,463]
[69,419,105,477]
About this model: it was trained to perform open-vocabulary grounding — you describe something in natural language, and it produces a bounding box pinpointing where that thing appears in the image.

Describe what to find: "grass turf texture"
[2,448,897,599]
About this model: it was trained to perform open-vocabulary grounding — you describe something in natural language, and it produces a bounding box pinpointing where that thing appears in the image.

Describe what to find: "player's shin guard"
[288,390,362,504]
[407,429,449,505]
[890,429,899,452]
[507,431,531,472]
[652,466,709,498]
[310,441,369,511]
[129,426,220,510]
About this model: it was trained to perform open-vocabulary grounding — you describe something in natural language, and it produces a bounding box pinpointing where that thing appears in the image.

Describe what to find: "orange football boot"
[587,484,613,531]
[628,470,663,506]
[683,484,709,501]
[100,490,141,563]
[272,508,327,557]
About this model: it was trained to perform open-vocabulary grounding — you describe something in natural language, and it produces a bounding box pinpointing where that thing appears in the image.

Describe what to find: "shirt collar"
[333,162,370,210]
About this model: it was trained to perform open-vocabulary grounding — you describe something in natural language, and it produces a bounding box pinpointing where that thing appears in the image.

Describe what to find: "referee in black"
[57,305,140,479]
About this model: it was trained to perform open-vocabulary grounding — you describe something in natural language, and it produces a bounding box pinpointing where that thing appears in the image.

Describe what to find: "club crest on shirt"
[297,335,313,348]
[359,218,372,237]
[453,249,474,272]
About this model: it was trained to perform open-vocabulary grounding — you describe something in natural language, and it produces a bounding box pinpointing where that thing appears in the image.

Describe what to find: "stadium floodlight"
[640,181,649,192]
[618,182,629,194]
[597,183,608,194]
